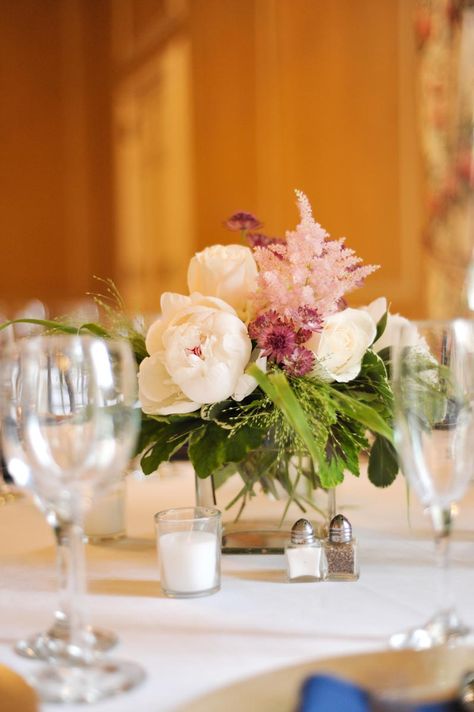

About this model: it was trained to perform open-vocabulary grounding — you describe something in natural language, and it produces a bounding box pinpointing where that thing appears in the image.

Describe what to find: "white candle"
[84,487,125,541]
[159,530,218,593]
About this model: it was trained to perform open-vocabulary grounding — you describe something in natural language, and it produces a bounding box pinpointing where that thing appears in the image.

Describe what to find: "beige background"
[0,0,426,318]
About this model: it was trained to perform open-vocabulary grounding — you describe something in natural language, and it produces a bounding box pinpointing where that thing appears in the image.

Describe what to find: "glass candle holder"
[155,507,221,598]
[84,478,126,544]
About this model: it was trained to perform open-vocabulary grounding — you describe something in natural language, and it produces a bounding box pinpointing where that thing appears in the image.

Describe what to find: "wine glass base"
[390,609,470,650]
[15,625,118,661]
[31,659,146,704]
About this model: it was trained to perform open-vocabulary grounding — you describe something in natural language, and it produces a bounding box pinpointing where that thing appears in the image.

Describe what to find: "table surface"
[1,463,474,712]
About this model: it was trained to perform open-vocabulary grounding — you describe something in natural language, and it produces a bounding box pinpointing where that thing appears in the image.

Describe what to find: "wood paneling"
[189,0,424,317]
[0,0,425,319]
[0,0,114,312]
[0,0,66,308]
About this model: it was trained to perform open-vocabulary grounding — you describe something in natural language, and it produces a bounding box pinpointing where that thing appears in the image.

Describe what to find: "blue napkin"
[298,674,461,712]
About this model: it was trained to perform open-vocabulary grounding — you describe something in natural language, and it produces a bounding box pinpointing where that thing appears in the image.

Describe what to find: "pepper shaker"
[285,519,327,582]
[324,514,359,581]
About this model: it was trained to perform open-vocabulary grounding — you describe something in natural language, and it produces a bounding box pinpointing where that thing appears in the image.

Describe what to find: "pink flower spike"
[225,212,262,232]
[297,306,323,332]
[247,233,285,249]
[249,190,378,322]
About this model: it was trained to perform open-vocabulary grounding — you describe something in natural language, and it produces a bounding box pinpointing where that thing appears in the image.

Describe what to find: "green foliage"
[368,435,399,487]
[374,310,388,344]
[139,417,202,474]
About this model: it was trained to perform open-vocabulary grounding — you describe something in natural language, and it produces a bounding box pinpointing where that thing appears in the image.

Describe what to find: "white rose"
[138,292,252,414]
[307,308,376,383]
[362,297,420,352]
[187,244,258,321]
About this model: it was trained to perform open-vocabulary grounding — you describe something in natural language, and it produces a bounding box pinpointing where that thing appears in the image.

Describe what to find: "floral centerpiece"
[6,191,402,523]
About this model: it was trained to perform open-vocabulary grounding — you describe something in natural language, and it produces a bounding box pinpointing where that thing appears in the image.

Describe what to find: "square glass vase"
[195,454,335,555]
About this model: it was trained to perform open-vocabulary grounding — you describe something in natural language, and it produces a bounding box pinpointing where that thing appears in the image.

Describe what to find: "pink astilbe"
[251,190,378,324]
[247,233,285,249]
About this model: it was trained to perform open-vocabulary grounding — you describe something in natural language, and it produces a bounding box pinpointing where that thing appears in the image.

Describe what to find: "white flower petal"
[138,352,200,414]
[233,349,267,401]
[308,308,375,383]
[187,245,257,320]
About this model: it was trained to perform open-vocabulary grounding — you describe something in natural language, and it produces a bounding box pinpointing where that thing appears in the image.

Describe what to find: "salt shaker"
[324,514,359,581]
[285,519,327,582]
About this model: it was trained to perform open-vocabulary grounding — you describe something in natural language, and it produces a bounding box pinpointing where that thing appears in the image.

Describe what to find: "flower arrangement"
[132,190,401,505]
[6,191,404,515]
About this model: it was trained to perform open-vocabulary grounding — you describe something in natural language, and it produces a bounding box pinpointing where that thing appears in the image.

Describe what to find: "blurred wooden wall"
[0,0,113,314]
[0,0,425,318]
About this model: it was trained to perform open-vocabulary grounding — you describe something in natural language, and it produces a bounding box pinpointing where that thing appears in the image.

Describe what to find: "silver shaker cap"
[291,518,315,545]
[329,514,353,543]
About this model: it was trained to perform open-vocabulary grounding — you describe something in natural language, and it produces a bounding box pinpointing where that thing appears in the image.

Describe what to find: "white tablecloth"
[1,464,473,711]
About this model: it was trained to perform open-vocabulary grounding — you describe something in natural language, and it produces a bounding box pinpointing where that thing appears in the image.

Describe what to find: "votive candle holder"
[154,506,221,598]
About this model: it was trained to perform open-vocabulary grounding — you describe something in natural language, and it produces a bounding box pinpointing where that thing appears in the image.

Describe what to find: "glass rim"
[154,506,221,524]
[0,333,133,356]
[399,317,474,328]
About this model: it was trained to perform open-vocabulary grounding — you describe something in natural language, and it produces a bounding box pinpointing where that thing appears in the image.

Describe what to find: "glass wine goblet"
[390,318,474,649]
[0,314,22,504]
[1,334,145,703]
[0,322,118,660]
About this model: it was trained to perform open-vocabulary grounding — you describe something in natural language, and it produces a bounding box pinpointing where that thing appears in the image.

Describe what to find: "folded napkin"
[298,674,461,712]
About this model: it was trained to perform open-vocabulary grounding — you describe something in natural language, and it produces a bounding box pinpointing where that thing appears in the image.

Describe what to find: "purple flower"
[225,212,262,232]
[247,233,285,249]
[249,309,316,375]
[295,328,312,345]
[260,323,297,362]
[248,311,279,340]
[249,311,297,362]
[283,347,315,377]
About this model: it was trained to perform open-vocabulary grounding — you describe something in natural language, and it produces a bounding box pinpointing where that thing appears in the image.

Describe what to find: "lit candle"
[159,530,218,594]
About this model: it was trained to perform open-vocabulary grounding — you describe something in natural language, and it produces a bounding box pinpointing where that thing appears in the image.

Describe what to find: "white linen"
[1,463,473,712]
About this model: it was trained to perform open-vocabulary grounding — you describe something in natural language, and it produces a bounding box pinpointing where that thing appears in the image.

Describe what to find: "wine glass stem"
[52,524,71,631]
[432,506,454,615]
[55,517,94,662]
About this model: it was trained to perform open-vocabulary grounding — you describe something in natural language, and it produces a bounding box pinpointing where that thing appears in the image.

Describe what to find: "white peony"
[138,292,252,415]
[187,244,258,321]
[307,308,376,383]
[362,297,420,352]
[232,348,267,402]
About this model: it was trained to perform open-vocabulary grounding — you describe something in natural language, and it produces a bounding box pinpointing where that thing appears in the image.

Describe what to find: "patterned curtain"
[416,0,474,315]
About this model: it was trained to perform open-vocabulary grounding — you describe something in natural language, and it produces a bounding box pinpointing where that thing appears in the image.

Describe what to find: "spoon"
[460,671,474,711]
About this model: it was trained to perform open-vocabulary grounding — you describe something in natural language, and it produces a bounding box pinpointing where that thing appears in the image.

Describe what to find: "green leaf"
[225,424,266,462]
[138,418,202,474]
[374,310,388,344]
[0,318,113,338]
[317,457,345,489]
[377,346,391,369]
[329,388,394,443]
[188,422,229,478]
[368,435,399,487]
[77,322,110,337]
[140,432,190,474]
[0,318,78,334]
[247,365,334,485]
[327,420,368,478]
